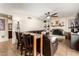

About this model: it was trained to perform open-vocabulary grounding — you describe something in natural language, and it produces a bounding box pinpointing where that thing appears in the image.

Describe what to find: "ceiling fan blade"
[53,16,58,17]
[53,13,58,15]
[51,15,58,17]
[51,13,58,17]
[45,13,47,15]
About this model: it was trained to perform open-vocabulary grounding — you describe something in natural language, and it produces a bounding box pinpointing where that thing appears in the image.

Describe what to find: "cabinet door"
[71,34,79,49]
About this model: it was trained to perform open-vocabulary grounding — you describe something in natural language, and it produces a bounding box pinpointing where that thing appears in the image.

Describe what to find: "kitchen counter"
[71,32,79,35]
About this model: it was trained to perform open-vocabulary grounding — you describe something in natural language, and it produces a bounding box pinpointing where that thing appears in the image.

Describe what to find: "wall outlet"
[1,35,5,38]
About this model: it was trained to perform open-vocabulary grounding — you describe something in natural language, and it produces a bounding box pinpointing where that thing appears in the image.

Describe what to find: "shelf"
[52,25,64,27]
[69,27,78,29]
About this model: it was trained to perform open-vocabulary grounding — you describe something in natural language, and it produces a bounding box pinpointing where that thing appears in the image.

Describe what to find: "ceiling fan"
[38,11,58,20]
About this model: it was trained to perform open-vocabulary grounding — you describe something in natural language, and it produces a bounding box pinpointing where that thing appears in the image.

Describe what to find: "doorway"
[8,15,12,39]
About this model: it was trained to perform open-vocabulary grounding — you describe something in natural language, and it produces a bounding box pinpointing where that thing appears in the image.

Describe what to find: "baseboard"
[0,39,8,42]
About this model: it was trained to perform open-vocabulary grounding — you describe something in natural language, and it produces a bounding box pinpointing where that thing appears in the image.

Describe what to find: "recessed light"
[27,17,32,19]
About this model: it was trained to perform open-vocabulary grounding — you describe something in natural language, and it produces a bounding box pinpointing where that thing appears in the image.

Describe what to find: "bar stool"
[15,32,21,49]
[15,32,24,55]
[22,34,33,56]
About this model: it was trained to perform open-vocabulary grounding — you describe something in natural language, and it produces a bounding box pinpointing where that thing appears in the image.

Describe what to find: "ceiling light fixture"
[27,17,32,19]
[47,16,50,19]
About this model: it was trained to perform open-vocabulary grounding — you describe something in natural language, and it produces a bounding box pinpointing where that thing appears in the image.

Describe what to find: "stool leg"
[20,43,24,55]
[17,42,19,49]
[25,50,27,56]
[21,46,23,55]
[21,50,23,55]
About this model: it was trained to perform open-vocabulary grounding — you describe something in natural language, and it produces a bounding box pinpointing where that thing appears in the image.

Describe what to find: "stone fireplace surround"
[52,29,64,36]
[50,28,65,35]
[50,29,65,41]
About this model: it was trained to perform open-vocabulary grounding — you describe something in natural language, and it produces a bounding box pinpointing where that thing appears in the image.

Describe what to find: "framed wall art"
[0,19,5,31]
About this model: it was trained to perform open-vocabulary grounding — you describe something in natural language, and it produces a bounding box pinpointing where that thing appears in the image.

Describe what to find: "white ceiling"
[0,3,79,18]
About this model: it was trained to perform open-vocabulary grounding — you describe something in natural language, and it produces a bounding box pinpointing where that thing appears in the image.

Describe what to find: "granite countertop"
[71,32,79,35]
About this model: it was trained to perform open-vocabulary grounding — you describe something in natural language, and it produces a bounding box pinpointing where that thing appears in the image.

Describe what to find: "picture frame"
[0,19,5,31]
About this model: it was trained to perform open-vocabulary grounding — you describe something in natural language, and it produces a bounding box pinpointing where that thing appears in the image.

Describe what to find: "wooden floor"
[0,40,21,56]
[54,39,79,56]
[0,39,79,56]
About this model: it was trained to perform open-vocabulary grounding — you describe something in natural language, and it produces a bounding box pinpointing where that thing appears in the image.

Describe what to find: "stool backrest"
[23,34,31,47]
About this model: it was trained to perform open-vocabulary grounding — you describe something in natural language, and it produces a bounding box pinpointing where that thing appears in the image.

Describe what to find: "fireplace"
[52,29,63,36]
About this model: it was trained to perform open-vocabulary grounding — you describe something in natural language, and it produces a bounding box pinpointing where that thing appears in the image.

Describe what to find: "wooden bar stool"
[22,34,33,56]
[15,32,23,50]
